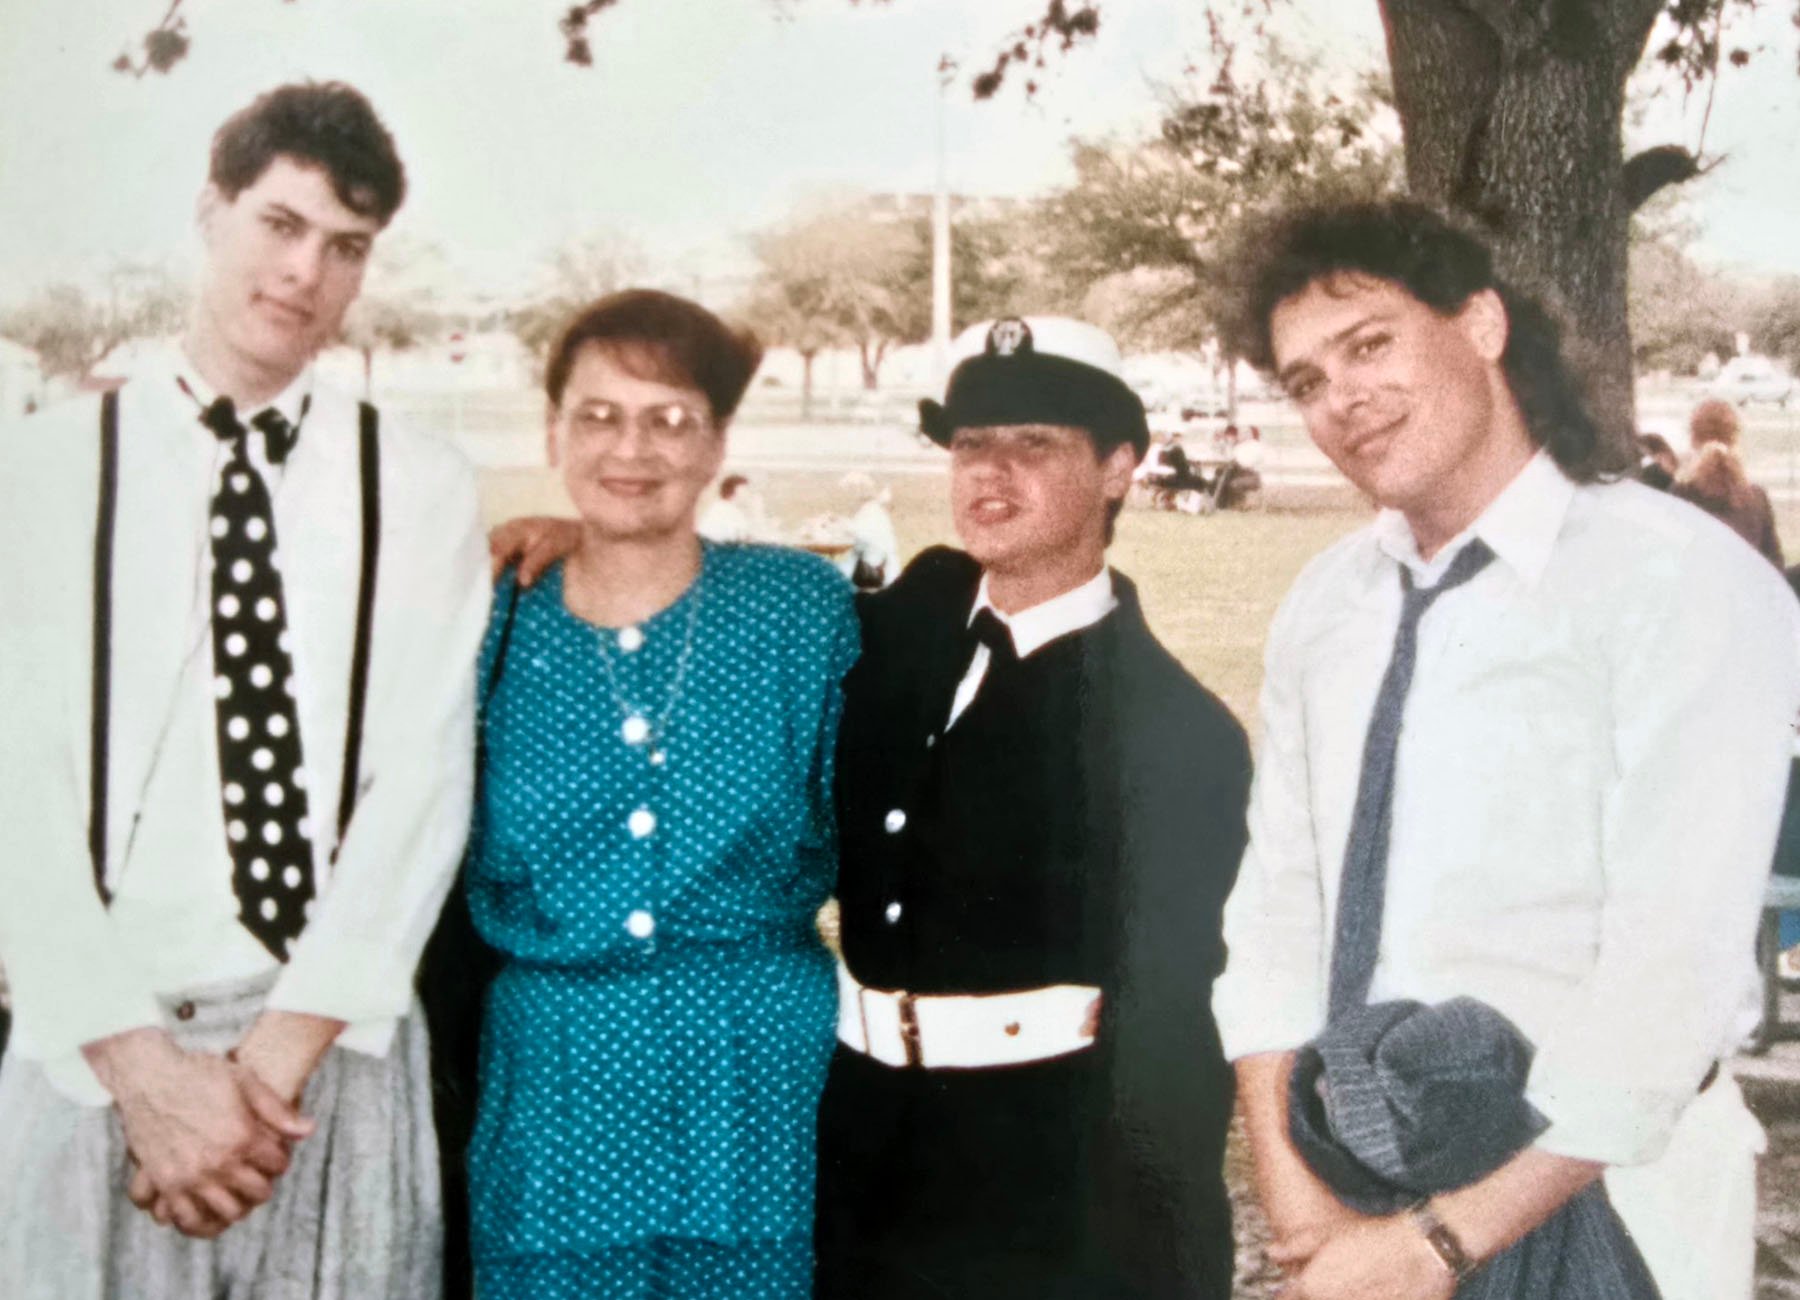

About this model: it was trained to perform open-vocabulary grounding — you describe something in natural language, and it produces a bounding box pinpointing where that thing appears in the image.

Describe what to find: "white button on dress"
[626,909,656,938]
[884,809,907,833]
[618,626,645,652]
[884,901,903,924]
[628,807,657,838]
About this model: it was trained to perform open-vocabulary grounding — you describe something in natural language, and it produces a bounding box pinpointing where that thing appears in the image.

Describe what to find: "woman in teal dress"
[465,290,858,1298]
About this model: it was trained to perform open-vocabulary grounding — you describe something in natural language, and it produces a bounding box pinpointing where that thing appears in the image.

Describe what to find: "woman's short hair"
[545,290,764,422]
[1689,398,1741,449]
[210,81,406,225]
[1228,199,1625,483]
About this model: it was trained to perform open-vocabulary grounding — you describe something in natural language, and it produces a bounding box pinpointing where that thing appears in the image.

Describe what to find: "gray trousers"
[0,974,443,1300]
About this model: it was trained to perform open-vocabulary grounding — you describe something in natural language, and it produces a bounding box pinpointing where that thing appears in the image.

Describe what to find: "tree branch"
[1622,143,1704,210]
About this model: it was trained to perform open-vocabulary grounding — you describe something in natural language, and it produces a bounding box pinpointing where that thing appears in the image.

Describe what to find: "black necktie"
[203,397,315,960]
[968,607,1018,669]
[1327,538,1495,1018]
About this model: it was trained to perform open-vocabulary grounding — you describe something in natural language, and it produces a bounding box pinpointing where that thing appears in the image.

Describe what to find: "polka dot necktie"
[202,396,313,960]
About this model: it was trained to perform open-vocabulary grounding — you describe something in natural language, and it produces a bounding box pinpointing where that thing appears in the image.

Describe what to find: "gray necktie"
[1328,538,1495,1019]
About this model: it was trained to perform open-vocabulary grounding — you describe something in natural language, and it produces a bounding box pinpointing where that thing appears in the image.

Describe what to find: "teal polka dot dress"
[465,542,859,1299]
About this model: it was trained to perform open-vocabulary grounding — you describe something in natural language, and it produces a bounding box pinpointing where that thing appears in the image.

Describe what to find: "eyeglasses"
[562,400,713,447]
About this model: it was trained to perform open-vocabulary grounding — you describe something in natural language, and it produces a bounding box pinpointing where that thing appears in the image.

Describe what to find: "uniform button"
[883,809,907,833]
[884,901,903,924]
[628,807,657,838]
[618,626,644,652]
[173,1000,196,1022]
[924,733,937,749]
[626,909,656,939]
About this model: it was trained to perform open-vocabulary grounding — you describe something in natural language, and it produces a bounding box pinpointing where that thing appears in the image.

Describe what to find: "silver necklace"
[591,574,703,767]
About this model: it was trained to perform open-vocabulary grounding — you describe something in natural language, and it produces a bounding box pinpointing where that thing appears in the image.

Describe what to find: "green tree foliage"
[1745,277,1800,371]
[338,235,452,395]
[1038,43,1399,358]
[509,233,645,364]
[0,264,187,381]
[1627,236,1738,374]
[743,201,926,392]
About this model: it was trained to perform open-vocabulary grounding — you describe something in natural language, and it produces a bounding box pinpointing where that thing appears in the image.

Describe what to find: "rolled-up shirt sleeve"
[265,443,489,1049]
[1528,537,1800,1166]
[1215,580,1331,1060]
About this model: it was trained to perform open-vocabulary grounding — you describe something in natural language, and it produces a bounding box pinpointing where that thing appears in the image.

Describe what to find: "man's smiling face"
[1270,272,1519,552]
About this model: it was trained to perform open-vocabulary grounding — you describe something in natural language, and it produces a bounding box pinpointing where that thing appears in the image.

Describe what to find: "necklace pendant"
[621,714,650,745]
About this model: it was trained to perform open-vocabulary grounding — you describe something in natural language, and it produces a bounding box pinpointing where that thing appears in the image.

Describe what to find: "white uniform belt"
[836,961,1100,1069]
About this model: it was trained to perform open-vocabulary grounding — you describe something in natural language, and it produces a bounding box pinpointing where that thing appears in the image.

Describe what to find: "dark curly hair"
[210,81,406,225]
[1228,199,1625,482]
[545,290,764,423]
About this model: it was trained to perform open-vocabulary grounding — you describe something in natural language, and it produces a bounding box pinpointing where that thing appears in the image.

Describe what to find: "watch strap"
[1409,1199,1478,1282]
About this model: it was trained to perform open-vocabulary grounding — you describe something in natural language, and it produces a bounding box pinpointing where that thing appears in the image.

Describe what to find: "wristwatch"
[1408,1199,1478,1283]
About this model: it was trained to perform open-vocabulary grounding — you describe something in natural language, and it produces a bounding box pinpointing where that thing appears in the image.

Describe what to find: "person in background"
[837,472,900,590]
[1215,199,1798,1300]
[1673,398,1783,566]
[0,81,486,1298]
[816,316,1251,1299]
[1217,424,1267,509]
[1634,431,1679,491]
[697,472,755,542]
[465,289,857,1300]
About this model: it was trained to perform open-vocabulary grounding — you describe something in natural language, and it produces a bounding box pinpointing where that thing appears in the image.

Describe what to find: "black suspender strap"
[335,401,382,854]
[89,391,120,904]
[485,579,523,712]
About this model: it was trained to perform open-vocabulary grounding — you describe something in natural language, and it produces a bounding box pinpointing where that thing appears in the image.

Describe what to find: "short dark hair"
[210,82,406,225]
[1229,199,1624,482]
[719,474,749,499]
[545,289,763,422]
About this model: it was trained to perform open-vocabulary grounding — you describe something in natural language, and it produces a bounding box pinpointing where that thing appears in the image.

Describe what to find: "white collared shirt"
[1214,451,1800,1167]
[946,565,1117,727]
[0,343,490,1103]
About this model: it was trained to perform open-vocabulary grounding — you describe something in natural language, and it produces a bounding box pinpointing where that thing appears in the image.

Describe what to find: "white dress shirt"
[1214,452,1800,1171]
[0,343,489,1103]
[947,566,1117,727]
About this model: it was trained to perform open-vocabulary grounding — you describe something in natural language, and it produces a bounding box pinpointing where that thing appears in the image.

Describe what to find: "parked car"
[1707,355,1794,407]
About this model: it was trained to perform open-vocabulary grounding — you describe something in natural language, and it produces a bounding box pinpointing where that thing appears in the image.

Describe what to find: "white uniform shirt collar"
[967,565,1118,656]
[1372,450,1573,589]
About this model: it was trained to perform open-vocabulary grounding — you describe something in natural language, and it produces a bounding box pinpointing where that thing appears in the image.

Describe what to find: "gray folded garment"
[1288,997,1661,1299]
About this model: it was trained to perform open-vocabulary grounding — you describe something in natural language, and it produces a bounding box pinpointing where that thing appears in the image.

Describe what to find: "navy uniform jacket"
[816,547,1252,1300]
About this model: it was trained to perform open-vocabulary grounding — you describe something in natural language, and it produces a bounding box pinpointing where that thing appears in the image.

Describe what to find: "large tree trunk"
[1377,0,1664,449]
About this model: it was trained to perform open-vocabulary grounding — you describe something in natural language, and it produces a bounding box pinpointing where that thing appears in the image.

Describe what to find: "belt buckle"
[896,991,923,1067]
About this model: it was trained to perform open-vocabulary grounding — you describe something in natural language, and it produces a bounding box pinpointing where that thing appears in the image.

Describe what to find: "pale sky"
[0,0,1795,308]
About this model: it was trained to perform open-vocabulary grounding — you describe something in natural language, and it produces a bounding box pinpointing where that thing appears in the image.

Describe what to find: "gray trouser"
[0,973,443,1300]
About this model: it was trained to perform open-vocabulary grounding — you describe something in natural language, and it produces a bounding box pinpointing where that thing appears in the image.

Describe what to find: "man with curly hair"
[1215,200,1800,1300]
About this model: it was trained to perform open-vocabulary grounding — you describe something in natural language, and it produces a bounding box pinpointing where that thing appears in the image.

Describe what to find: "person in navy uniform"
[815,316,1252,1299]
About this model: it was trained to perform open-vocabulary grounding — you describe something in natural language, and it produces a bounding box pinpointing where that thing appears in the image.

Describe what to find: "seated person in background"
[697,472,754,541]
[1216,425,1267,509]
[837,472,900,590]
[1634,432,1678,491]
[1674,399,1783,567]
